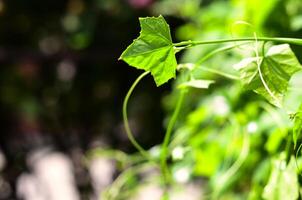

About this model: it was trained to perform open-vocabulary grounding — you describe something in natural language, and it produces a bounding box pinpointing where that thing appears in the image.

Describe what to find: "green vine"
[122,71,153,162]
[119,15,302,199]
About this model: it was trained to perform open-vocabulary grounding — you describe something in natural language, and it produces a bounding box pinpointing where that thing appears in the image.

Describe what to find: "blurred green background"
[1,0,302,199]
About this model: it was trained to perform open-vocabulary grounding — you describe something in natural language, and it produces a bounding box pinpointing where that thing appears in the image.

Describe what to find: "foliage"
[113,1,302,200]
[120,15,177,86]
[233,44,302,107]
[262,156,299,200]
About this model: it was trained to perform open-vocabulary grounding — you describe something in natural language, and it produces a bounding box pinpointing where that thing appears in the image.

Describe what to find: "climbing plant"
[118,15,302,200]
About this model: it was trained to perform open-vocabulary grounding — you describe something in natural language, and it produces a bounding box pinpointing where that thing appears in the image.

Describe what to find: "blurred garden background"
[1,0,302,199]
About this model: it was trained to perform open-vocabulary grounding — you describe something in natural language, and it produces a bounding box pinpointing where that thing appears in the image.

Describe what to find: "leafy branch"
[119,15,302,199]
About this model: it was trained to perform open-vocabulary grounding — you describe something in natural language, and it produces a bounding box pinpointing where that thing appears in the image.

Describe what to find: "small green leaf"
[178,79,214,89]
[120,15,177,86]
[233,44,302,107]
[293,104,302,148]
[262,156,299,200]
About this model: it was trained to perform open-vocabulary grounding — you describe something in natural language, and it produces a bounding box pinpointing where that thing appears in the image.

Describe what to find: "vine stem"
[160,89,187,196]
[122,71,153,161]
[173,37,302,47]
[195,42,252,65]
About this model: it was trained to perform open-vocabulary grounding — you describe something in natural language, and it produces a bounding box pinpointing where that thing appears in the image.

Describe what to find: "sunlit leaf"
[178,79,214,89]
[262,156,299,200]
[234,44,302,107]
[120,15,177,86]
[283,71,302,113]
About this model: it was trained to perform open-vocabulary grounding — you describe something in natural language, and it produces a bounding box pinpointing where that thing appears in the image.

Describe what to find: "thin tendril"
[123,71,153,161]
[230,21,257,51]
[254,33,281,107]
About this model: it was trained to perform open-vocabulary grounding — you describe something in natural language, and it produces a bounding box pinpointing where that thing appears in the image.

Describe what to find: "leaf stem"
[123,71,153,161]
[197,66,240,80]
[173,37,302,47]
[178,42,250,80]
[195,42,252,65]
[160,89,187,194]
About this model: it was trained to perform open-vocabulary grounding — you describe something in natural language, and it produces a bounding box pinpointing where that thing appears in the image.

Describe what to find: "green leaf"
[233,44,302,107]
[262,156,299,200]
[293,104,302,148]
[178,79,214,89]
[120,15,177,86]
[283,71,302,113]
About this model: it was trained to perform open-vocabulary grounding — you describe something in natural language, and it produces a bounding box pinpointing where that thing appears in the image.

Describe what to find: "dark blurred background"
[0,0,180,199]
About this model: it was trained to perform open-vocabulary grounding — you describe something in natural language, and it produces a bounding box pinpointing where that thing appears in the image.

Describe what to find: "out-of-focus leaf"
[262,156,299,200]
[120,15,177,86]
[291,15,302,31]
[194,144,222,177]
[284,71,302,113]
[233,44,302,107]
[178,79,214,89]
[152,0,202,18]
[234,0,279,29]
[265,128,287,153]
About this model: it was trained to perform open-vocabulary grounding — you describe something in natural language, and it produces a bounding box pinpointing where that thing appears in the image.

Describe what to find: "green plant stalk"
[174,37,302,47]
[123,43,246,200]
[177,42,250,80]
[197,67,239,80]
[195,41,252,65]
[160,89,186,193]
[123,28,302,196]
[123,71,153,161]
[184,42,254,80]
